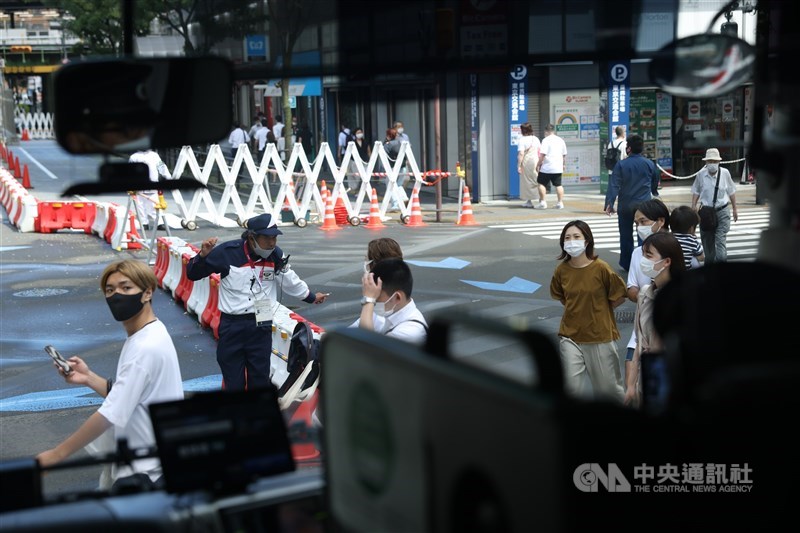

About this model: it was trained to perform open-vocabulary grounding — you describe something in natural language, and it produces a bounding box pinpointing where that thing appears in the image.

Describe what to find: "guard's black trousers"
[217,313,272,391]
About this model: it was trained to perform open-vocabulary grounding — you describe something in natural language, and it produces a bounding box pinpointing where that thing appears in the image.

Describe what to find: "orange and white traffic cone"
[320,182,340,231]
[21,129,30,141]
[456,185,478,226]
[14,156,21,180]
[283,179,294,211]
[21,163,32,189]
[364,187,386,229]
[405,186,427,227]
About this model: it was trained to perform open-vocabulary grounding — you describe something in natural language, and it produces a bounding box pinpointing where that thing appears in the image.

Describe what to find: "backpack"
[605,140,623,171]
[277,321,321,398]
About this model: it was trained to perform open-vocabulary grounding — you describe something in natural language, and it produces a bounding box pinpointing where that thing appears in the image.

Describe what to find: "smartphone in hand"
[44,345,72,375]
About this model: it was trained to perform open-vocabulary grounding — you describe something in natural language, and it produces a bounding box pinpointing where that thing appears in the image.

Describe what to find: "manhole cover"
[615,310,635,324]
[13,288,70,298]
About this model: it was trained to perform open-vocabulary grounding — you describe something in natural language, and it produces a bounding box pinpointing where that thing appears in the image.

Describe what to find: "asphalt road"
[1,139,768,499]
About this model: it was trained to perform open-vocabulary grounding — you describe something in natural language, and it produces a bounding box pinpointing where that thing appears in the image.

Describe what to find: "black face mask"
[106,292,145,322]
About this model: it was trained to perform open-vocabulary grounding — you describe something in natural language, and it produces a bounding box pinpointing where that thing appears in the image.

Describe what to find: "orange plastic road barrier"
[364,187,386,229]
[457,185,479,226]
[154,238,171,288]
[21,164,32,189]
[320,184,341,231]
[405,187,427,227]
[289,390,321,462]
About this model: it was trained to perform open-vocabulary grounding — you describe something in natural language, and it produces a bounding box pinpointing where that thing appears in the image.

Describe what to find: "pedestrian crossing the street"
[489,209,770,262]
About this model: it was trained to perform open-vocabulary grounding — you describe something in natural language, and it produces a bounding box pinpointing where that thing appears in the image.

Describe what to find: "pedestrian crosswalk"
[489,209,770,262]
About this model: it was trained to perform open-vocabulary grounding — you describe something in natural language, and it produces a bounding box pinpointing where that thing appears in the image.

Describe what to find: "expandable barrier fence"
[167,140,465,229]
[13,111,55,140]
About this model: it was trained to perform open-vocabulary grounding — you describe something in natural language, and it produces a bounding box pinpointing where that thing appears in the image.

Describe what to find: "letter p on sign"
[611,64,629,83]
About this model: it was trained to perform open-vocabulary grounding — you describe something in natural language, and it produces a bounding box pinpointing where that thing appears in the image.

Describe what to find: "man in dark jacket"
[603,134,660,271]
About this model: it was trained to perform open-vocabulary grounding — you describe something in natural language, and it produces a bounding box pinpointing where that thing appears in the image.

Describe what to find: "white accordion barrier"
[168,140,426,229]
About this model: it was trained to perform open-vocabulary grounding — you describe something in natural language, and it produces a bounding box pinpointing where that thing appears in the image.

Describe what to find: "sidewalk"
[422,179,762,226]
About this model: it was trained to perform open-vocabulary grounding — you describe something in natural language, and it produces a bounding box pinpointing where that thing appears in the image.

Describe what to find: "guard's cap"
[244,213,282,236]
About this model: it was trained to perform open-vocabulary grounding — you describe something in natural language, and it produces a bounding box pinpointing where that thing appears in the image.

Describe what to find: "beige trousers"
[559,337,625,403]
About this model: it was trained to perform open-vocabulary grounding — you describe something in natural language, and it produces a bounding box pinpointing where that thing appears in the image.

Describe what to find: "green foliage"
[45,0,157,56]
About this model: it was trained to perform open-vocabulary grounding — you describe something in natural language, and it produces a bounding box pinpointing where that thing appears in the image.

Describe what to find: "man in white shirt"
[36,260,184,490]
[609,125,628,163]
[337,124,351,165]
[536,123,568,209]
[128,149,171,229]
[254,119,270,162]
[228,123,250,159]
[272,115,285,141]
[691,148,738,263]
[357,258,428,345]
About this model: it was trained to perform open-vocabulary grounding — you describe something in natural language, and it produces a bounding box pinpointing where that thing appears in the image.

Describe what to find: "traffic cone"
[457,185,478,226]
[14,156,21,179]
[21,164,32,189]
[283,179,294,209]
[320,182,340,231]
[405,186,427,227]
[334,194,348,225]
[21,129,30,141]
[364,187,386,229]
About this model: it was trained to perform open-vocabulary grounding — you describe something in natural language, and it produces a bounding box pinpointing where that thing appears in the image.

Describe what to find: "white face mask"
[356,133,364,140]
[637,222,658,241]
[640,257,666,279]
[374,293,398,317]
[251,238,274,259]
[396,128,404,135]
[707,163,719,174]
[564,240,586,258]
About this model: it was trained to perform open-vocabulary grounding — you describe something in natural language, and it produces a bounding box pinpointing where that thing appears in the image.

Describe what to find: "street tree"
[267,0,310,155]
[139,0,269,55]
[45,0,155,56]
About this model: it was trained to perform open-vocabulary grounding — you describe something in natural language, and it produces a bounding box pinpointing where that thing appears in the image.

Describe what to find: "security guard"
[187,213,329,390]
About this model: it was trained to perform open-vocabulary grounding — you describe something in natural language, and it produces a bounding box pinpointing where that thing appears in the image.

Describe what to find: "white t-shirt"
[626,247,650,350]
[517,135,541,159]
[539,134,567,174]
[97,320,184,482]
[254,127,270,151]
[272,122,285,140]
[228,128,250,148]
[350,299,428,345]
[608,138,628,161]
[128,150,170,182]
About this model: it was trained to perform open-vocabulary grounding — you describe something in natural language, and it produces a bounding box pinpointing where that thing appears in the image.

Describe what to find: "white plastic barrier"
[186,274,210,323]
[163,244,195,295]
[108,203,142,251]
[168,140,426,228]
[14,111,55,140]
[91,202,111,237]
[14,192,38,233]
